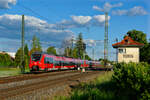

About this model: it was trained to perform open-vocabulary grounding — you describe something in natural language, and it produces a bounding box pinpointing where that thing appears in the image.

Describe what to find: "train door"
[49,57,54,69]
[44,57,48,71]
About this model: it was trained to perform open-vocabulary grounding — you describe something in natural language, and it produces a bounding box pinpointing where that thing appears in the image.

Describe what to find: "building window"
[119,48,126,53]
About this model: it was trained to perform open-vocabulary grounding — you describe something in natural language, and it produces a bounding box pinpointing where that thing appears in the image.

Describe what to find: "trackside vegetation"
[55,62,150,100]
[0,67,21,77]
[113,62,150,100]
[0,53,14,67]
[0,67,30,77]
[55,72,115,100]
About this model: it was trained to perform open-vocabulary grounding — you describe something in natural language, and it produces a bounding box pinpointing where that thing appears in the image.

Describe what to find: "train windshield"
[31,54,41,61]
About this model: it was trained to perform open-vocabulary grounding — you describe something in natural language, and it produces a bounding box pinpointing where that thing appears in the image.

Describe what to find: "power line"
[17,3,52,23]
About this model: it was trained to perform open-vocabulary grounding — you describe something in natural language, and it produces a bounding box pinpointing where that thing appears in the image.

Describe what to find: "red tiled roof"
[112,36,144,48]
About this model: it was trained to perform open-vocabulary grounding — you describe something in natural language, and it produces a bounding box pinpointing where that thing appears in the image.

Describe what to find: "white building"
[112,36,144,63]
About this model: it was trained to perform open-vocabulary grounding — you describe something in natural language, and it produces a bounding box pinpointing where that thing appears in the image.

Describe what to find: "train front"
[29,53,44,72]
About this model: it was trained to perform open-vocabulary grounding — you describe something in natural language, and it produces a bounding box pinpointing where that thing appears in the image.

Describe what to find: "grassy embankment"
[0,67,30,77]
[55,62,150,100]
[55,71,116,100]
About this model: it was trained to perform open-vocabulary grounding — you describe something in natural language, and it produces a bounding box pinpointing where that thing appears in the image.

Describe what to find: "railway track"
[0,70,78,84]
[0,70,104,100]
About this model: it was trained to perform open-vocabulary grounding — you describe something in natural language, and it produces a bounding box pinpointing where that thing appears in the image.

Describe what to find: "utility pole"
[104,12,108,67]
[21,15,25,73]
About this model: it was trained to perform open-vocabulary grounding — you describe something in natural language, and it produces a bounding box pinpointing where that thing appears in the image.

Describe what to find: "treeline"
[0,33,92,67]
[0,35,42,67]
[0,44,29,67]
[2,29,149,67]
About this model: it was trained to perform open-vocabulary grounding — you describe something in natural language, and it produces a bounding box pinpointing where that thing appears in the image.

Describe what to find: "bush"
[112,62,150,100]
[0,53,14,67]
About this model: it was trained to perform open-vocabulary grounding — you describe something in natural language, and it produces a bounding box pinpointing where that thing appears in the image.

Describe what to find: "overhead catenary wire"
[17,3,63,50]
[17,3,52,23]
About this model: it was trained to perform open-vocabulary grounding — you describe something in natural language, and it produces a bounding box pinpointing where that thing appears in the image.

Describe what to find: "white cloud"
[92,15,110,26]
[85,39,96,47]
[93,2,122,12]
[93,5,104,12]
[112,10,127,16]
[71,16,92,25]
[54,16,92,29]
[93,15,110,22]
[128,6,148,16]
[55,19,79,29]
[112,6,148,16]
[0,14,73,44]
[84,39,104,47]
[0,0,17,9]
[0,14,111,52]
[55,15,110,29]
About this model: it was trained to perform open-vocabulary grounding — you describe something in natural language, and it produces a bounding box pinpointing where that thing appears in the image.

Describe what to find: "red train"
[29,52,101,72]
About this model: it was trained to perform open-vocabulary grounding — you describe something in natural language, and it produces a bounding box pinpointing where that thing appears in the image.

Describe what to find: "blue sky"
[0,0,149,60]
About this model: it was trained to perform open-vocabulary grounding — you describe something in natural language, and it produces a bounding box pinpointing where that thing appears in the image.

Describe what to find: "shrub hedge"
[112,62,150,100]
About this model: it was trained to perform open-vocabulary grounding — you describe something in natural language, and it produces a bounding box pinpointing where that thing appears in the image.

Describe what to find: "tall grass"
[0,67,21,77]
[55,72,116,100]
[0,67,30,77]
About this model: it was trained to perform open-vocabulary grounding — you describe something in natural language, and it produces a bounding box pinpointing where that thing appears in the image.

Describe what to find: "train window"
[70,62,75,66]
[49,58,53,63]
[54,60,57,66]
[54,60,60,66]
[48,58,50,63]
[44,57,47,63]
[64,61,69,66]
[32,54,41,61]
[69,61,72,66]
[44,57,49,64]
[44,57,53,64]
[58,61,61,66]
[64,61,67,66]
[61,61,64,66]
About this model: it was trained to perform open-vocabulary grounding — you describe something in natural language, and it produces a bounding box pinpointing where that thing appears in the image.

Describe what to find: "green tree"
[64,47,72,57]
[24,44,29,57]
[125,30,150,62]
[15,44,30,67]
[47,46,57,55]
[72,48,78,58]
[98,58,103,61]
[85,54,91,60]
[126,30,147,44]
[24,44,29,68]
[0,53,13,67]
[14,48,22,67]
[75,33,86,59]
[30,35,42,56]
